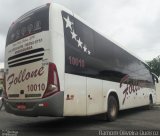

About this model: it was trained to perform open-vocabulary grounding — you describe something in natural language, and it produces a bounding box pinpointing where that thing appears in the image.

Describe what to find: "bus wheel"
[107,95,118,121]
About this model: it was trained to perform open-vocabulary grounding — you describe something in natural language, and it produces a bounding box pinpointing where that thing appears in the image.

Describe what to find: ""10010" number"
[27,83,46,91]
[68,56,85,68]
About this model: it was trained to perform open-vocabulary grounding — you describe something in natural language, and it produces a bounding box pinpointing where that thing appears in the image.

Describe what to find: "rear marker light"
[39,104,43,107]
[39,102,48,107]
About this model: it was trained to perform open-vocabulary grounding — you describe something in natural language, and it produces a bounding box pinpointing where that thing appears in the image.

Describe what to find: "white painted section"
[64,73,86,116]
[87,78,103,115]
[103,81,120,111]
[5,32,50,99]
[50,4,72,92]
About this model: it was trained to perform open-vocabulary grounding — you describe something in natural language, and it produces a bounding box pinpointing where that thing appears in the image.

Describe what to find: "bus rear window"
[6,4,50,46]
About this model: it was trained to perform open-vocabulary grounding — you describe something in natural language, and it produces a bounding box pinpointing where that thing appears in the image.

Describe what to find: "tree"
[147,56,160,77]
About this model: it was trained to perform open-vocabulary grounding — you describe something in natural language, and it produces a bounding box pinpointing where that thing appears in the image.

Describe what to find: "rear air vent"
[8,48,44,67]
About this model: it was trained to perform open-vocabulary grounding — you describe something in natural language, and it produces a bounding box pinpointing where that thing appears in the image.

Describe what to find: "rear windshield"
[6,4,50,46]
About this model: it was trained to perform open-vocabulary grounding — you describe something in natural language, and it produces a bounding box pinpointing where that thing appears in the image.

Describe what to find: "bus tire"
[107,95,118,122]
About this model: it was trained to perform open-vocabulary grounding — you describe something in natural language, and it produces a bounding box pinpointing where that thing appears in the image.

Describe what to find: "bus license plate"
[17,104,26,110]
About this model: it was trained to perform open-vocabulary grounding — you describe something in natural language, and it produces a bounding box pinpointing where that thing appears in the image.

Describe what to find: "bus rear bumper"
[3,91,64,117]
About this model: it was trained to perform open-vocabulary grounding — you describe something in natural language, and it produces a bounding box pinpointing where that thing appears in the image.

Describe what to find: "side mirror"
[152,73,159,83]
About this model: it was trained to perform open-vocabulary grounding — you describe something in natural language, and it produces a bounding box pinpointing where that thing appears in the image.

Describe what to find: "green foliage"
[147,56,160,77]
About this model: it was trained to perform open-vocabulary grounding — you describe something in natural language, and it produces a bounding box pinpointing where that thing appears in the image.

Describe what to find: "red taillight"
[43,63,60,98]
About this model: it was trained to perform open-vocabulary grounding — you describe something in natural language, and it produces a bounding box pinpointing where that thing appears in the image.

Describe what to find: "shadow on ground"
[15,106,159,130]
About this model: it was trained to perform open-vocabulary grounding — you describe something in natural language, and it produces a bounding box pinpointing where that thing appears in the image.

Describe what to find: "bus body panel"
[4,91,64,117]
[103,81,120,111]
[87,77,103,115]
[64,73,86,116]
[50,29,65,92]
[5,31,50,100]
[49,4,73,93]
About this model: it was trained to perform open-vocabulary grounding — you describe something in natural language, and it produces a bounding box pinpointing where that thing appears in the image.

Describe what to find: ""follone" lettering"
[7,67,44,90]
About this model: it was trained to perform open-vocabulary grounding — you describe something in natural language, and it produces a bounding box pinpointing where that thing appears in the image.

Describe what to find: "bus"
[4,3,158,121]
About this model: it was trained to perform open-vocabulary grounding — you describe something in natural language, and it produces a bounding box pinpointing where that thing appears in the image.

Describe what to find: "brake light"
[43,63,60,98]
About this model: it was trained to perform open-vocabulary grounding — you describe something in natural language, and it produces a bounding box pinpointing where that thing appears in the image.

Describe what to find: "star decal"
[70,30,77,40]
[83,45,87,52]
[63,14,92,56]
[88,50,91,55]
[77,38,83,48]
[63,16,73,30]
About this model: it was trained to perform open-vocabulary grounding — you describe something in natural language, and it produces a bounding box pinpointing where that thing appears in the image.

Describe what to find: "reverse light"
[44,84,58,97]
[48,84,57,92]
[39,102,48,107]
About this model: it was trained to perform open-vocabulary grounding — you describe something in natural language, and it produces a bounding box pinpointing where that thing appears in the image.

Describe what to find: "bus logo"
[120,75,141,105]
[7,67,44,90]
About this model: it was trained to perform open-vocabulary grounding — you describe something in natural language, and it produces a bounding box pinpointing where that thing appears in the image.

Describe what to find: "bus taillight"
[43,63,60,98]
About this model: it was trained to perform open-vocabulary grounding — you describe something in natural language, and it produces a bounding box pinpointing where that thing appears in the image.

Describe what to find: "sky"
[0,0,160,66]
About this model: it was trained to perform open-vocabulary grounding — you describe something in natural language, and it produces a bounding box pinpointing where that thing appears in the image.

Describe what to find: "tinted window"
[86,31,126,82]
[62,11,94,76]
[6,4,50,46]
[62,11,153,88]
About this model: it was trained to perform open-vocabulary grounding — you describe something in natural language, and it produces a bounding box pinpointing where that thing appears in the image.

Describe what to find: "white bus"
[4,3,158,121]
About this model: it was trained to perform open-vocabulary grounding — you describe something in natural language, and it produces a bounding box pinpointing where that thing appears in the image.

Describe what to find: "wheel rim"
[110,104,116,117]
